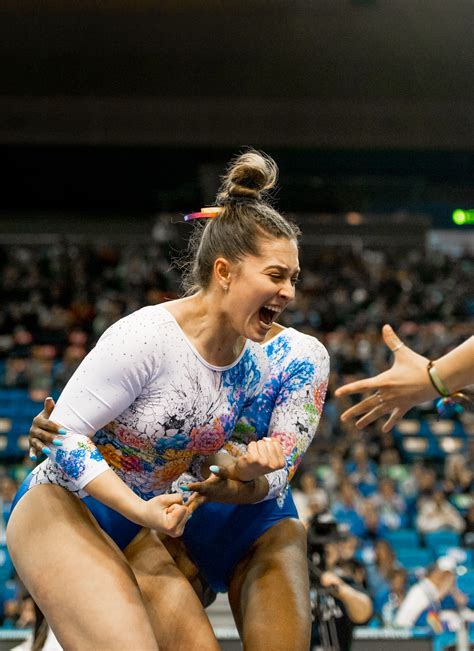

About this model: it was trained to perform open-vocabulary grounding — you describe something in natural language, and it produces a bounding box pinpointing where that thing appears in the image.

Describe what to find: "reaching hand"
[335,324,436,432]
[186,473,247,504]
[28,397,65,459]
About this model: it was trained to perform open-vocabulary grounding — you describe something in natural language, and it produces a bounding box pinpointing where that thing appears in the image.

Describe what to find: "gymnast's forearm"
[434,336,474,393]
[85,470,149,525]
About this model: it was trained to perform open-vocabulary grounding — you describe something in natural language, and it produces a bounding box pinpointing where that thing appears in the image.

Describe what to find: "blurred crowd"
[1,236,472,403]
[0,230,472,631]
[296,441,474,629]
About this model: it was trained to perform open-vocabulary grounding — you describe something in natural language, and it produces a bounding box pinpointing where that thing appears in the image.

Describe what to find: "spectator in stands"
[52,343,87,392]
[416,485,465,535]
[376,568,408,626]
[366,539,400,597]
[320,452,345,497]
[292,471,328,526]
[360,502,389,545]
[338,534,359,564]
[331,480,366,537]
[445,454,467,488]
[310,529,373,651]
[370,477,406,530]
[415,466,438,499]
[378,447,402,475]
[346,442,378,498]
[4,358,29,390]
[15,597,35,630]
[394,557,467,628]
[2,596,20,629]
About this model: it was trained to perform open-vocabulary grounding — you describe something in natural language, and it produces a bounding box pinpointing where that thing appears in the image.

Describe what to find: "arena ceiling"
[0,0,473,148]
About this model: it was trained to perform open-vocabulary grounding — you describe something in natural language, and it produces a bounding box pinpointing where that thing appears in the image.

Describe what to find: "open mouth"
[259,305,279,327]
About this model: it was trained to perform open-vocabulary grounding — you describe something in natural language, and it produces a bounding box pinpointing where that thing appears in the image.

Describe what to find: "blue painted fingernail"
[58,428,67,435]
[209,465,220,473]
[52,439,63,446]
[42,447,51,456]
[179,485,190,491]
[29,453,37,461]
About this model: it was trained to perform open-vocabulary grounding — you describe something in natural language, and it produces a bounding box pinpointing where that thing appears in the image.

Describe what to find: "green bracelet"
[427,361,450,397]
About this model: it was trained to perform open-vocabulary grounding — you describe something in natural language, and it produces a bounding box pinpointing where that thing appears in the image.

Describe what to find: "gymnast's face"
[216,236,300,343]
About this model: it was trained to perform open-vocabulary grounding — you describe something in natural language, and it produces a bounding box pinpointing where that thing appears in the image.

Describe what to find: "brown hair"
[181,149,300,294]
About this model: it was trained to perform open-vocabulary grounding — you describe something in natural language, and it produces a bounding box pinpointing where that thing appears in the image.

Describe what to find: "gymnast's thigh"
[228,518,311,651]
[125,529,220,651]
[7,484,158,651]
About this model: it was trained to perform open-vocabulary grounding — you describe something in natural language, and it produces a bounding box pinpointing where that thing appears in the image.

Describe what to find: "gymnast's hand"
[335,324,434,432]
[184,463,272,505]
[28,397,64,460]
[227,437,285,482]
[143,493,191,537]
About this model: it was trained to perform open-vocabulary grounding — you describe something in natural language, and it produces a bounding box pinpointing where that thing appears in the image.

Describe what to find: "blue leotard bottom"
[11,473,141,551]
[12,475,299,590]
[183,489,298,593]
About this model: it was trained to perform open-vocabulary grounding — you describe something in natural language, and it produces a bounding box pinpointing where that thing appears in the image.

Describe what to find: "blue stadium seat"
[384,529,420,549]
[424,530,461,549]
[396,547,434,569]
[0,546,14,583]
[0,389,28,402]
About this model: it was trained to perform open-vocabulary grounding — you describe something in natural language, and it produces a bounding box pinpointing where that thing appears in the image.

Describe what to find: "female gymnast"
[11,149,300,651]
[179,317,329,651]
[335,324,474,431]
[30,320,329,651]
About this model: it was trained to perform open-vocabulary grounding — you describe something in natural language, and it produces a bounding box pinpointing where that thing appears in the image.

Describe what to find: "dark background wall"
[0,1,473,221]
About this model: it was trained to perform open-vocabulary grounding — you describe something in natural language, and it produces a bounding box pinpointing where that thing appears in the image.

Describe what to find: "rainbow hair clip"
[184,206,223,222]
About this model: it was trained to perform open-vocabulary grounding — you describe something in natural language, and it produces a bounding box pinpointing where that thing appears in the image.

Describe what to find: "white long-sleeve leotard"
[178,327,329,501]
[28,305,268,500]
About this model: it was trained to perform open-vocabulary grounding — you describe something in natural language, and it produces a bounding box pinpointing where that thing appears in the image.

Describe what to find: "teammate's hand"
[28,397,65,460]
[186,468,269,505]
[335,324,434,432]
[186,474,246,504]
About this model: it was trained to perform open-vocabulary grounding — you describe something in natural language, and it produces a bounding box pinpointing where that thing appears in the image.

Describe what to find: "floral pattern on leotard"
[225,328,329,501]
[27,305,268,500]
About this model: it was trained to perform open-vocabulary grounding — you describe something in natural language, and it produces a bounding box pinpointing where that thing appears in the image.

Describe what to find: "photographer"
[308,513,373,651]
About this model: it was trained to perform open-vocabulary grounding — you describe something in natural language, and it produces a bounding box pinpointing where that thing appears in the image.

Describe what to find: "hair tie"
[184,206,223,222]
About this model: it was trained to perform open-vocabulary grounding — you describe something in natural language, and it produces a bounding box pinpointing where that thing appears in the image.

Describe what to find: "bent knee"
[256,518,307,553]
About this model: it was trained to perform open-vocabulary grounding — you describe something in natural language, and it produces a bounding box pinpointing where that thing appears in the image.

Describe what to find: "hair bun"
[217,149,278,203]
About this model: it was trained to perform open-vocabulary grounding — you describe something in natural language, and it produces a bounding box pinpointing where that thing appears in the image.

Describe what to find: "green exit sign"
[452,209,474,225]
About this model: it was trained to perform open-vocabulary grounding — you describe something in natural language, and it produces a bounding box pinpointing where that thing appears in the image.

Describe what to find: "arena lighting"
[345,212,363,225]
[452,209,474,225]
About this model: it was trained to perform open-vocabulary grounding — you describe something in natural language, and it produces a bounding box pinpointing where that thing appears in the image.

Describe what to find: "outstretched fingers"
[335,375,380,398]
[340,391,384,422]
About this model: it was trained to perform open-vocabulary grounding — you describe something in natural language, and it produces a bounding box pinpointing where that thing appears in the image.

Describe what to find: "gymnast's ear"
[213,257,233,291]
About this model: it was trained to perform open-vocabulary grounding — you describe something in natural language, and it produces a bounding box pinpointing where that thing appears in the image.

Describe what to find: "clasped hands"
[28,399,285,522]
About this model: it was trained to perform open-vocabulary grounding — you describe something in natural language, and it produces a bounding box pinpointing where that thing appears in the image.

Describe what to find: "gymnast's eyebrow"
[263,265,301,274]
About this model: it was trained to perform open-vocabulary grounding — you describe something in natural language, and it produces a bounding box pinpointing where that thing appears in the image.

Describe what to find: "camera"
[307,513,349,651]
[308,512,349,575]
